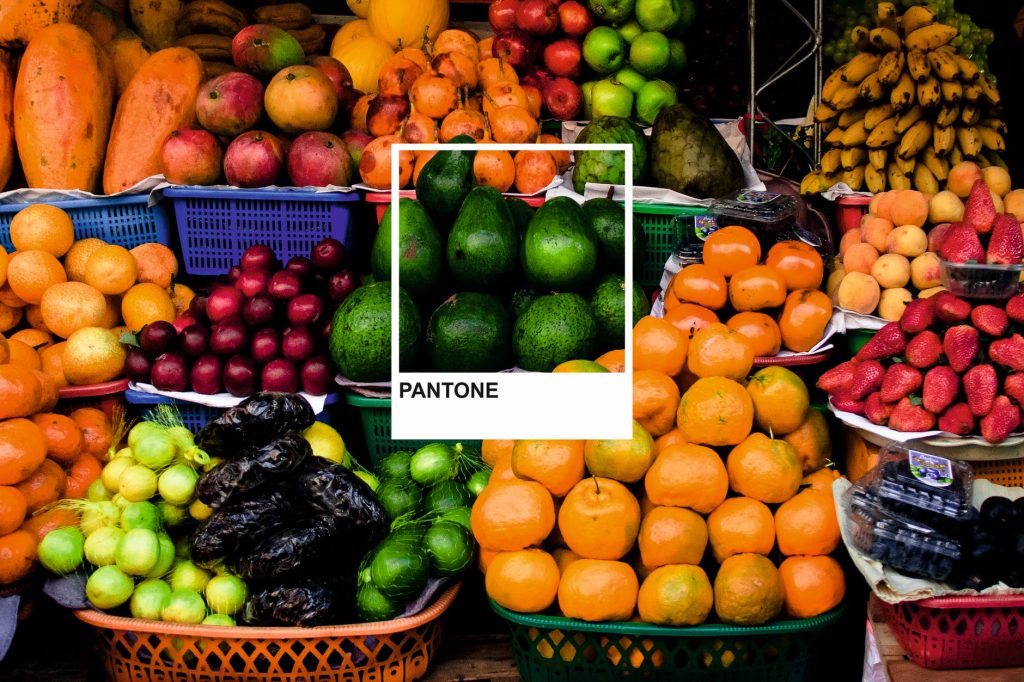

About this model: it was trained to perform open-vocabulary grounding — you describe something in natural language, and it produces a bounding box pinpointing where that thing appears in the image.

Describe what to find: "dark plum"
[239,244,278,272]
[180,323,211,358]
[138,321,178,359]
[206,285,244,323]
[261,358,299,392]
[327,270,357,303]
[235,268,270,298]
[250,328,281,365]
[151,352,189,392]
[227,265,242,283]
[285,255,315,277]
[241,294,277,328]
[210,318,248,356]
[124,348,152,383]
[223,355,258,397]
[286,293,324,327]
[267,270,302,300]
[311,237,345,271]
[282,327,315,362]
[189,294,209,322]
[301,356,332,395]
[172,313,196,334]
[190,355,223,395]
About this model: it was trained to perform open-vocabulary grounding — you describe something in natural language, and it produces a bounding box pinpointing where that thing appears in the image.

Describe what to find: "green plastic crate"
[630,204,711,287]
[492,600,843,682]
[345,392,481,465]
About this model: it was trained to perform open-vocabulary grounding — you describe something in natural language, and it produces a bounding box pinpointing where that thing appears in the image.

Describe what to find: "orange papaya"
[0,0,87,48]
[106,29,152,97]
[0,52,13,192]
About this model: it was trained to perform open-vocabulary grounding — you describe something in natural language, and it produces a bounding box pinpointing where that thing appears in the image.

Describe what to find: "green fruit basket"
[490,600,844,682]
[629,203,712,287]
[345,392,481,465]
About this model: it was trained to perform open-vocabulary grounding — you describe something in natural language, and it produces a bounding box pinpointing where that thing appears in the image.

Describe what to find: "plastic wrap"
[230,514,340,580]
[242,576,356,627]
[190,491,293,564]
[197,392,315,455]
[250,433,311,474]
[195,457,273,509]
[296,458,389,548]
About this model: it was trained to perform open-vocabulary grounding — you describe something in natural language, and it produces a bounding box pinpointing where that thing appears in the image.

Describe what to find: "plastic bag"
[195,458,272,509]
[190,491,293,564]
[242,576,355,627]
[197,392,315,455]
[251,433,311,474]
[296,458,389,548]
[230,514,340,579]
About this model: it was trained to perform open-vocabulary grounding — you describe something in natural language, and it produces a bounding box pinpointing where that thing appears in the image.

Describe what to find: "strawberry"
[905,330,942,368]
[855,322,907,361]
[864,392,893,426]
[987,214,1024,264]
[970,305,1009,337]
[888,397,936,432]
[989,334,1024,371]
[899,297,937,334]
[880,363,923,402]
[849,360,886,400]
[1005,373,1024,406]
[938,402,975,436]
[939,222,986,262]
[923,365,960,414]
[943,325,980,373]
[963,178,997,234]
[927,222,954,252]
[816,360,858,394]
[933,292,972,325]
[1006,293,1024,324]
[831,392,866,416]
[980,396,1021,444]
[963,363,998,417]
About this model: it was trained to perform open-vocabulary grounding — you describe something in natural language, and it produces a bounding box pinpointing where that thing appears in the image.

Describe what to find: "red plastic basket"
[878,593,1024,669]
[366,189,545,223]
[56,379,129,420]
[752,348,833,367]
[835,195,872,233]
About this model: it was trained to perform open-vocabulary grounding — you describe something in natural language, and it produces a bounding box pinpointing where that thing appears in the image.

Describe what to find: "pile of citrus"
[473,315,846,628]
[662,226,833,355]
[0,204,189,386]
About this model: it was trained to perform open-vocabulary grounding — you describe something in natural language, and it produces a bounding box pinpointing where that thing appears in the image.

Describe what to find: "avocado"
[505,197,535,239]
[509,287,538,319]
[371,198,443,299]
[589,274,650,351]
[582,198,626,272]
[415,134,476,224]
[447,186,518,290]
[329,282,421,382]
[522,197,598,291]
[427,292,510,372]
[513,293,599,371]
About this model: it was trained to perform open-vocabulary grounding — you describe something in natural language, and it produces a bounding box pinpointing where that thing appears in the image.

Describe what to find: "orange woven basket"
[74,582,460,682]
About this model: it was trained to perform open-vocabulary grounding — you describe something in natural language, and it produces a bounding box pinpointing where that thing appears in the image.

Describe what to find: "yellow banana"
[921,146,949,181]
[960,103,980,126]
[954,54,979,82]
[820,119,838,134]
[895,155,916,174]
[838,107,866,129]
[829,83,861,111]
[935,103,959,127]
[979,76,1001,106]
[858,72,885,102]
[897,119,932,159]
[877,50,905,86]
[869,27,901,52]
[927,50,959,81]
[913,163,939,194]
[825,127,845,146]
[822,67,847,102]
[941,80,962,103]
[842,53,883,84]
[933,125,955,156]
[907,49,931,82]
[904,24,957,50]
[962,81,982,103]
[887,162,912,189]
[890,72,915,111]
[841,147,867,170]
[867,116,900,148]
[851,25,871,52]
[983,150,1008,171]
[900,5,935,34]
[975,154,991,169]
[876,2,898,31]
[980,118,1008,134]
[814,102,838,123]
[843,165,866,191]
[865,163,887,193]
[800,170,826,195]
[840,120,868,148]
[864,103,894,131]
[957,126,982,157]
[820,148,842,174]
[979,126,1006,152]
[917,76,940,107]
[895,104,925,134]
[868,148,888,170]
[949,145,964,166]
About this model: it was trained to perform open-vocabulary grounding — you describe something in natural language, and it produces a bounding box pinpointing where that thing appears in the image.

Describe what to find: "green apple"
[629,31,671,76]
[615,67,648,93]
[581,80,597,119]
[673,0,698,34]
[617,20,643,44]
[636,79,678,124]
[588,0,636,26]
[667,39,688,73]
[635,0,681,32]
[591,78,634,119]
[583,26,628,74]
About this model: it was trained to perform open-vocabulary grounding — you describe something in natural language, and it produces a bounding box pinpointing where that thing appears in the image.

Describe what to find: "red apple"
[492,29,539,70]
[161,129,222,185]
[558,1,593,36]
[340,130,373,168]
[542,76,583,120]
[224,131,285,188]
[489,0,521,31]
[516,0,559,35]
[543,38,583,78]
[287,131,352,187]
[240,244,278,272]
[307,55,353,102]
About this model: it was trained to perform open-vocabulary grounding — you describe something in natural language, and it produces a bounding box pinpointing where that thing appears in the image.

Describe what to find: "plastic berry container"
[939,261,1024,300]
[709,190,800,238]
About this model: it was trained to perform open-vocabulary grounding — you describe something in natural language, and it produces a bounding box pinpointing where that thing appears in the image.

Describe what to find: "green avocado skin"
[446,186,518,291]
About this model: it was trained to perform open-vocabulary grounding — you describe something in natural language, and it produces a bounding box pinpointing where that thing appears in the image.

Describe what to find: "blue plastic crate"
[0,195,172,252]
[163,187,358,276]
[125,388,337,432]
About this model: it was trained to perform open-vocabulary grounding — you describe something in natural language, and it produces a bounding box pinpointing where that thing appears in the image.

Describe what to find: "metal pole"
[814,0,823,162]
[749,0,756,156]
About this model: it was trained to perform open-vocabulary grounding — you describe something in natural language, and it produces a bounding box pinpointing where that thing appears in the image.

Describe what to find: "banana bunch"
[803,2,1006,195]
[176,0,247,37]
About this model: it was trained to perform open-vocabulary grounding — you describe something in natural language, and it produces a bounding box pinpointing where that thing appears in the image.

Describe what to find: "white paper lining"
[129,381,328,415]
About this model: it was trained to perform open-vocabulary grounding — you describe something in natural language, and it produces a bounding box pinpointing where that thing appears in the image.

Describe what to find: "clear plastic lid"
[862,445,974,524]
[709,190,800,227]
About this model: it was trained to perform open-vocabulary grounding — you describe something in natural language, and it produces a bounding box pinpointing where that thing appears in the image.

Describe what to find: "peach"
[982,166,1012,197]
[870,253,911,289]
[928,190,964,224]
[874,190,897,222]
[887,225,928,258]
[826,262,847,299]
[889,190,928,228]
[868,192,886,216]
[1004,189,1024,222]
[947,161,983,198]
[843,242,880,274]
[836,271,881,314]
[910,252,942,290]
[992,190,1004,215]
[861,216,895,253]
[839,228,862,257]
[878,288,913,321]
[918,285,947,299]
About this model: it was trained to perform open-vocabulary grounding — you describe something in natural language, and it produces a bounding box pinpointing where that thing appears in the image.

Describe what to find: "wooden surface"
[868,595,1024,682]
[424,633,520,682]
